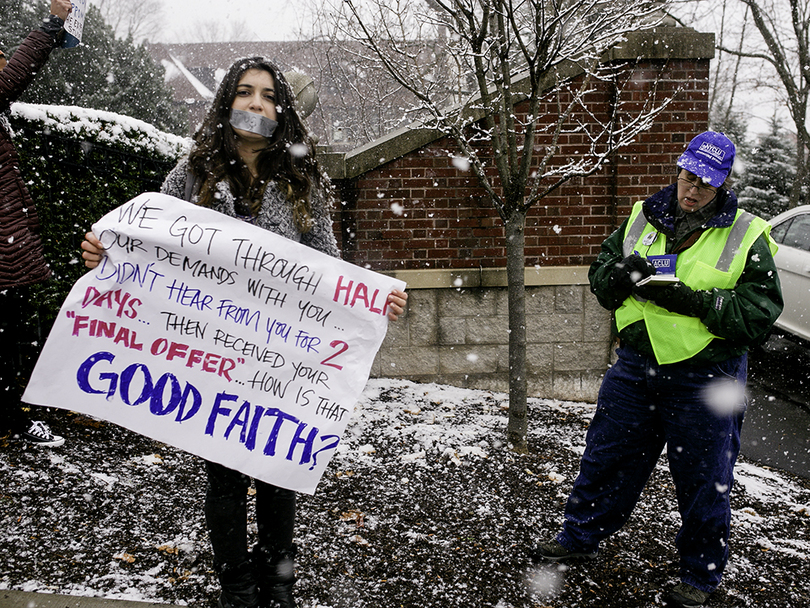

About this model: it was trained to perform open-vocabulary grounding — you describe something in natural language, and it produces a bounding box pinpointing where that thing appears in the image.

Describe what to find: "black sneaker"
[530,539,598,562]
[665,583,711,607]
[21,420,65,447]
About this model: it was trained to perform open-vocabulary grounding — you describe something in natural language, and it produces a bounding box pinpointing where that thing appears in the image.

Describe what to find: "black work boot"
[253,545,297,608]
[216,561,260,608]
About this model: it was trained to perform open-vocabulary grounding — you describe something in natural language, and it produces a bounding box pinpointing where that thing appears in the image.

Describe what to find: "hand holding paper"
[635,273,680,286]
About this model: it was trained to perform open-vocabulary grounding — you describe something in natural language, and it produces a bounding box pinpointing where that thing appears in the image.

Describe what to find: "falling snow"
[0,379,808,607]
[451,157,471,172]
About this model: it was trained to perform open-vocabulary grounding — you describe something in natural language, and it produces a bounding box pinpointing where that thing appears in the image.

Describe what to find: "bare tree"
[181,17,260,43]
[294,3,426,145]
[680,0,809,207]
[325,0,678,451]
[723,0,810,207]
[94,0,164,42]
[670,1,751,145]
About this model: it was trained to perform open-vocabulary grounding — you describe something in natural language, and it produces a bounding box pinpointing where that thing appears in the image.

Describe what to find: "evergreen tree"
[736,118,796,219]
[710,101,749,151]
[1,0,186,135]
[0,0,36,48]
[710,102,752,185]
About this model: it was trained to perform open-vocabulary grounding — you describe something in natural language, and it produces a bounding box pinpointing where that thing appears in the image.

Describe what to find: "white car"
[768,205,810,342]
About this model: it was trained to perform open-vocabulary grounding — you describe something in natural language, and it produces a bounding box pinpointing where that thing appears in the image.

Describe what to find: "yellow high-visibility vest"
[615,200,776,364]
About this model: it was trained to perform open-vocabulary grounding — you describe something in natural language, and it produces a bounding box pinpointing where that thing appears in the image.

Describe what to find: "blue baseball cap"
[676,131,736,187]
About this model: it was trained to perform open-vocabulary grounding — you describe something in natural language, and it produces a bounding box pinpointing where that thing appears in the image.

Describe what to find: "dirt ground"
[1,379,808,608]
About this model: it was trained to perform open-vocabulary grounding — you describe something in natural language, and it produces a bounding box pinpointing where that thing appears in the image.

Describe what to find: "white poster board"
[24,193,405,494]
[62,0,87,48]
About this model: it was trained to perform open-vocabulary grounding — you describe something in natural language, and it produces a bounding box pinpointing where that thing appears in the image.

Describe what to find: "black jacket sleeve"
[700,235,784,347]
[588,221,631,311]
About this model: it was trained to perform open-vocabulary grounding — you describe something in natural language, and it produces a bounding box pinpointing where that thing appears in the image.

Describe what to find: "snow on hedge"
[10,102,191,160]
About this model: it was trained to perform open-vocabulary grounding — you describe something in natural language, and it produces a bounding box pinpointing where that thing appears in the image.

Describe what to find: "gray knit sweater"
[161,158,341,259]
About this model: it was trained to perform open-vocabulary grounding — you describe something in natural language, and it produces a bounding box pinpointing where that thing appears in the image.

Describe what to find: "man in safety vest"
[530,131,783,607]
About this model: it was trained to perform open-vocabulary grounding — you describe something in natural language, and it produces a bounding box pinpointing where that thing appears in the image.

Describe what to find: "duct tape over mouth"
[230,109,278,138]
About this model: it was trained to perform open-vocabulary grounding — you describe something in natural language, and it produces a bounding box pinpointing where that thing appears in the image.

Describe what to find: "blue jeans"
[558,345,747,593]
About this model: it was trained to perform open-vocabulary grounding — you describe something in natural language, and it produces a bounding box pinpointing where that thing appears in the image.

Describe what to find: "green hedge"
[9,103,189,355]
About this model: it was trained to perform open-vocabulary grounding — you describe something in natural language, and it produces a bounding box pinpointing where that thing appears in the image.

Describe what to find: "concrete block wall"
[370,283,612,402]
[365,267,614,402]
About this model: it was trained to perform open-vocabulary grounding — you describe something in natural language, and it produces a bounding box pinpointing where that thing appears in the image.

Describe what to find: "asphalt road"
[743,333,810,479]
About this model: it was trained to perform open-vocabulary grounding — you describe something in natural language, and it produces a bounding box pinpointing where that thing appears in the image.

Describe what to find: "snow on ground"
[1,378,808,607]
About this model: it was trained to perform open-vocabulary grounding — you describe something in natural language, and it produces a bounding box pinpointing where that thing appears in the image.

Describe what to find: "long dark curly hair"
[188,56,318,233]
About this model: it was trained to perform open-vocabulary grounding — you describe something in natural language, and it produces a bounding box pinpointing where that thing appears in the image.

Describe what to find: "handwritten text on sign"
[24,193,405,494]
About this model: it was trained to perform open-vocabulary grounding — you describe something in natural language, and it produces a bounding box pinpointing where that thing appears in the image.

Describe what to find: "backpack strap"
[671,228,706,254]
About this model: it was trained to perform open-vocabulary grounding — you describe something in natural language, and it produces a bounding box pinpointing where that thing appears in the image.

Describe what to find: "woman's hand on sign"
[386,289,408,321]
[81,232,105,269]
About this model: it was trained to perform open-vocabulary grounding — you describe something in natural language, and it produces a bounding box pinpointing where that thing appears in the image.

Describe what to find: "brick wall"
[336,57,710,273]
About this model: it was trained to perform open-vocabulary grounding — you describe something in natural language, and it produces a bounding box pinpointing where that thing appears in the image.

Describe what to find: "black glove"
[631,280,663,302]
[634,281,706,317]
[608,255,657,294]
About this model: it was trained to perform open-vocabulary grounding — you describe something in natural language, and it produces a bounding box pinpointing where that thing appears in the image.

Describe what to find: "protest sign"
[62,0,87,48]
[23,193,405,494]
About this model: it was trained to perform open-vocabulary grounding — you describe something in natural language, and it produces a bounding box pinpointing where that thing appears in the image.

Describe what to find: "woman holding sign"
[82,57,407,608]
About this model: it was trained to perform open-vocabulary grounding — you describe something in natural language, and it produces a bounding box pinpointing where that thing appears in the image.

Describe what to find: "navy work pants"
[557,345,747,593]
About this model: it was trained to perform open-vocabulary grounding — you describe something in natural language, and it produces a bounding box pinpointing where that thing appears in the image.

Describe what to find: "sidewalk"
[0,590,181,608]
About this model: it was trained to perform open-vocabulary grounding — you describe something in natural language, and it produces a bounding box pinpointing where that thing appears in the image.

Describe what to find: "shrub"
[9,103,189,358]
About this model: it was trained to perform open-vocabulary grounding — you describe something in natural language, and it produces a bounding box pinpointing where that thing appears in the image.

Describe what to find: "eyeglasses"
[678,175,717,195]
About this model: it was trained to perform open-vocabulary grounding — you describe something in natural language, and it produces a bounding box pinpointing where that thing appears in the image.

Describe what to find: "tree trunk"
[505,209,528,453]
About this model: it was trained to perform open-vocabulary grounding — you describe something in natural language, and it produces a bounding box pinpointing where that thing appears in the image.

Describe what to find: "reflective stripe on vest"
[615,200,772,364]
[622,210,651,258]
